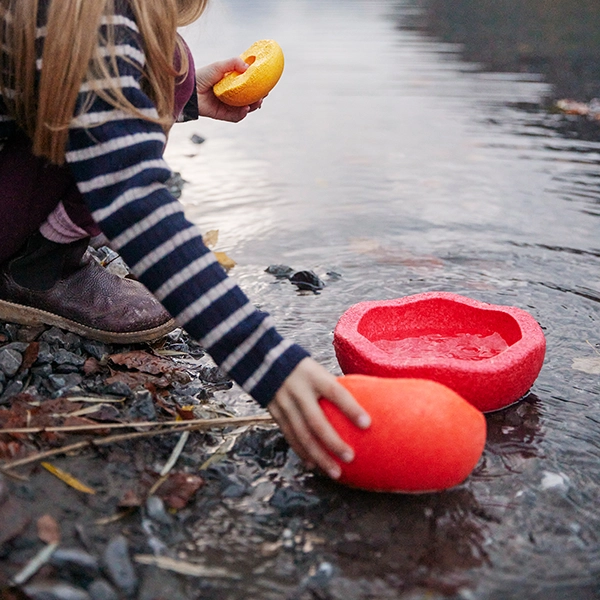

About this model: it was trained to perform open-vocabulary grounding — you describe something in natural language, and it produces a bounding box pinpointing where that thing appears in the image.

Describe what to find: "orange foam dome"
[214,39,284,107]
[320,375,486,493]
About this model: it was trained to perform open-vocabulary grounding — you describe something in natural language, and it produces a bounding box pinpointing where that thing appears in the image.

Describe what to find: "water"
[373,332,509,361]
[164,1,600,597]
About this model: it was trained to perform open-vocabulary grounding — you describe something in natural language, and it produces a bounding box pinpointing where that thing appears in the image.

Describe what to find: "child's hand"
[195,58,263,122]
[267,357,371,480]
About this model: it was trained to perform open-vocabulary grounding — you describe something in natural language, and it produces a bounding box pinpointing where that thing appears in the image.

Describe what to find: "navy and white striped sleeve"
[64,13,309,406]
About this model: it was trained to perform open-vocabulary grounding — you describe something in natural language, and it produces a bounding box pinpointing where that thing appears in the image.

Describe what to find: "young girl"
[0,0,370,479]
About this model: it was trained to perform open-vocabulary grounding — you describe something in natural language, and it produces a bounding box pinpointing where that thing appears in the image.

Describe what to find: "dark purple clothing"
[0,41,197,263]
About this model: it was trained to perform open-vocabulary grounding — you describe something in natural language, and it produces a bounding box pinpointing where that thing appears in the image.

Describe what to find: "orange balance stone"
[333,292,546,413]
[320,375,487,493]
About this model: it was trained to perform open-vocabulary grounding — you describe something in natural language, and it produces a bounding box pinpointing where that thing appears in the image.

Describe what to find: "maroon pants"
[0,41,197,264]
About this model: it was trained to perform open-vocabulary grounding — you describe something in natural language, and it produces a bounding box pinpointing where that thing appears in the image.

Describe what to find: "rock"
[52,349,86,368]
[49,547,100,581]
[81,340,110,361]
[0,348,23,377]
[39,327,82,350]
[46,373,83,393]
[265,264,295,278]
[289,270,325,292]
[102,536,138,597]
[87,580,119,600]
[269,487,322,516]
[22,581,91,600]
[127,391,156,421]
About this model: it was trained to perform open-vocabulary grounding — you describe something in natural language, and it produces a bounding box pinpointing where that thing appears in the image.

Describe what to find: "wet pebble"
[0,379,23,403]
[126,390,157,421]
[289,270,325,292]
[81,340,110,361]
[102,535,138,597]
[87,580,119,600]
[0,347,23,377]
[265,264,295,278]
[269,487,322,516]
[22,581,91,600]
[46,373,83,394]
[49,547,100,581]
[52,349,86,368]
[39,327,82,351]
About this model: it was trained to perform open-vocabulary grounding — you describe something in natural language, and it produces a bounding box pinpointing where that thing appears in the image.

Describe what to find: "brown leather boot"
[0,233,176,343]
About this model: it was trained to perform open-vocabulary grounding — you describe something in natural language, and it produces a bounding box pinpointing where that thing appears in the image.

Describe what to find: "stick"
[0,414,273,435]
[1,415,275,471]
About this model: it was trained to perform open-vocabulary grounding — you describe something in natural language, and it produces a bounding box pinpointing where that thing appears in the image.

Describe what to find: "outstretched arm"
[268,357,371,479]
[195,58,263,122]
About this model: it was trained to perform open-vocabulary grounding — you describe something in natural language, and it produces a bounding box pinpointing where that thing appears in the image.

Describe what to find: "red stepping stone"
[333,292,546,413]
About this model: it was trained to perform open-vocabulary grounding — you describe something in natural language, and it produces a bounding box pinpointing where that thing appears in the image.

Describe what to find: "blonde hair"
[0,0,208,164]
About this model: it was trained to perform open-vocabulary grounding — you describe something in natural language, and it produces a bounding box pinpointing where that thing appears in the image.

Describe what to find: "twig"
[0,414,273,435]
[1,415,275,471]
[10,543,58,586]
[160,431,189,476]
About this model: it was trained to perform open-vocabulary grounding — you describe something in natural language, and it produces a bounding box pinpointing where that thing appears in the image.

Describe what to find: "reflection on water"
[408,0,600,101]
[165,0,600,597]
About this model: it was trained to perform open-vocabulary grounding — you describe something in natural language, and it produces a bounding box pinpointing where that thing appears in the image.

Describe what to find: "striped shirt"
[0,2,309,407]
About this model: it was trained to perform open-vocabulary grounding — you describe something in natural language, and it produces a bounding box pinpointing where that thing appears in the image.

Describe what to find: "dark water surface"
[164,1,600,597]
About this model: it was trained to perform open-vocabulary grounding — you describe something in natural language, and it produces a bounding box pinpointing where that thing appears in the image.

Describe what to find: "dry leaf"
[41,462,96,494]
[156,472,204,509]
[214,251,236,271]
[37,514,60,545]
[109,351,190,382]
[572,357,600,375]
[202,229,219,248]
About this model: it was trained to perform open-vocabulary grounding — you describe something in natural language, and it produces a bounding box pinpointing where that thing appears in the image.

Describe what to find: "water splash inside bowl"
[333,292,546,412]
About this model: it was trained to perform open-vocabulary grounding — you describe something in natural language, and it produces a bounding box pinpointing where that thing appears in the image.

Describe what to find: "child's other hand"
[195,58,263,122]
[267,357,371,480]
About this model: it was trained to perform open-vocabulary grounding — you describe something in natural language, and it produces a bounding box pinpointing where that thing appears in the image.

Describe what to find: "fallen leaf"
[37,514,60,545]
[572,357,600,375]
[156,472,204,509]
[20,342,40,373]
[109,351,190,383]
[118,489,144,508]
[202,229,219,248]
[214,251,236,271]
[41,462,96,495]
[176,405,195,420]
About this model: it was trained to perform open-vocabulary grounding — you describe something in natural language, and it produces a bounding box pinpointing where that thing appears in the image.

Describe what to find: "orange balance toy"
[320,375,487,493]
[213,40,284,107]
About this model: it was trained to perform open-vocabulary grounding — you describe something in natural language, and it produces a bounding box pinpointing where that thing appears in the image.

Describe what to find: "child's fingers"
[297,394,355,465]
[270,393,343,479]
[321,378,371,430]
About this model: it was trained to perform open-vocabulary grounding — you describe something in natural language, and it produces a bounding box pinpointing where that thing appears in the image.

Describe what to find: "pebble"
[126,390,157,421]
[49,547,101,581]
[88,580,119,600]
[22,582,91,600]
[269,487,322,516]
[289,270,326,292]
[102,535,138,597]
[0,347,23,377]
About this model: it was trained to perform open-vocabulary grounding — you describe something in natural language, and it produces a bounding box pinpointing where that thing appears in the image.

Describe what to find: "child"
[0,0,370,479]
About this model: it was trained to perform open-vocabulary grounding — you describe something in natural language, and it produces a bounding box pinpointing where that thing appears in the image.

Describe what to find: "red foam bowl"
[320,375,487,492]
[333,292,546,413]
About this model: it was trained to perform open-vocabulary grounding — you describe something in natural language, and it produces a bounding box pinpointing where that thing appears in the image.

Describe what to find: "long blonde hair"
[0,0,208,164]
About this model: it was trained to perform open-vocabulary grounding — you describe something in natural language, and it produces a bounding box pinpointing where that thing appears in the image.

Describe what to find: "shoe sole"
[0,298,177,344]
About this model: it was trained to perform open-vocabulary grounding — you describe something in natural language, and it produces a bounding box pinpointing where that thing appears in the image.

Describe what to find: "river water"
[164,1,600,598]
